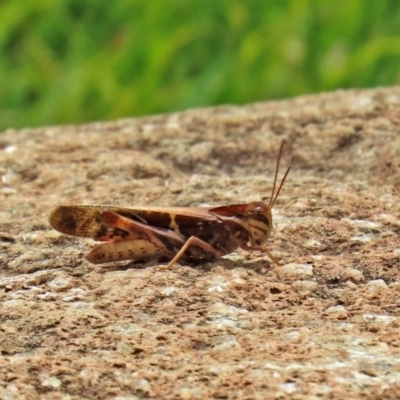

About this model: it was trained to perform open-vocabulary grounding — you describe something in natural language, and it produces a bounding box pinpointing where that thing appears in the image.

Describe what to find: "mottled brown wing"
[49,205,217,241]
[49,205,134,241]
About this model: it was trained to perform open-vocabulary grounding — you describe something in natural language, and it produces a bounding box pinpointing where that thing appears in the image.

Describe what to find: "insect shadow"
[99,256,273,274]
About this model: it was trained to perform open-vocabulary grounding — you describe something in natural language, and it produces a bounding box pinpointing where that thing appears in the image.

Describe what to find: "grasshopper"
[49,141,290,269]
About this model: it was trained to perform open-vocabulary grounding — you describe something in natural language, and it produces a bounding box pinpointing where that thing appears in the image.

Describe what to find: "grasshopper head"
[246,202,272,246]
[246,140,291,248]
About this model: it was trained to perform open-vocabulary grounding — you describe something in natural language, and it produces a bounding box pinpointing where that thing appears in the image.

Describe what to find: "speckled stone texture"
[1,87,400,399]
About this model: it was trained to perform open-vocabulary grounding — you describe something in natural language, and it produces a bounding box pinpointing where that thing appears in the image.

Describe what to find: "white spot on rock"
[161,286,178,296]
[343,268,364,283]
[212,338,241,353]
[292,280,318,297]
[41,377,61,389]
[48,274,73,291]
[117,342,134,355]
[363,314,397,325]
[350,234,375,243]
[207,285,224,293]
[208,302,248,318]
[303,239,322,249]
[37,292,58,301]
[325,305,347,314]
[366,279,388,296]
[62,288,86,302]
[278,263,314,280]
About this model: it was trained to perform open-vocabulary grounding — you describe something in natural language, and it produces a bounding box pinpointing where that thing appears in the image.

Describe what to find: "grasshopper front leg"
[240,244,282,266]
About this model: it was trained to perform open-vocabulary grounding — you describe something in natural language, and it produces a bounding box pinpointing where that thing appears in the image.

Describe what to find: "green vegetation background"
[1,0,400,131]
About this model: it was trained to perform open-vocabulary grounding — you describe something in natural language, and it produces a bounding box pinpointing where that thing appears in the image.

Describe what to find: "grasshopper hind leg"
[157,236,224,270]
[85,238,165,264]
[89,210,224,269]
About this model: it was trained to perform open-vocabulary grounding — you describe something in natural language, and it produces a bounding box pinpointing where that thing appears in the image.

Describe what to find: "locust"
[49,141,290,269]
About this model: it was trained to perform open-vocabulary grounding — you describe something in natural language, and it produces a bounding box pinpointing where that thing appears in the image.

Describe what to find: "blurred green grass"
[0,0,399,131]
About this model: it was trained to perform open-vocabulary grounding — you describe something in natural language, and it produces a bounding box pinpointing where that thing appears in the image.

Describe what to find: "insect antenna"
[269,140,291,209]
